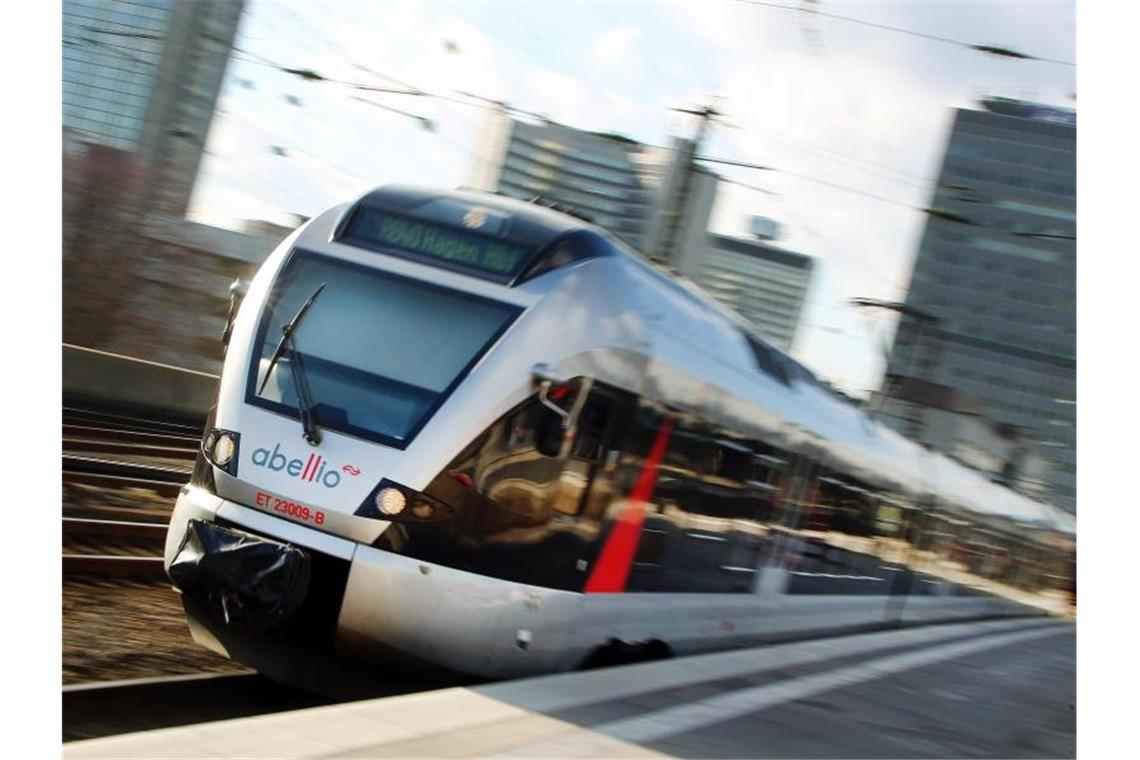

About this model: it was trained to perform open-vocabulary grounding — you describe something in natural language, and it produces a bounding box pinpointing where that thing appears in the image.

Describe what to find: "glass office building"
[696,235,814,352]
[62,0,244,215]
[882,98,1076,512]
[62,0,172,150]
[469,111,716,261]
[471,113,656,246]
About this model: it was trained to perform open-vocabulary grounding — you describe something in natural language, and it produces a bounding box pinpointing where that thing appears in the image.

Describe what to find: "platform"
[65,617,1074,758]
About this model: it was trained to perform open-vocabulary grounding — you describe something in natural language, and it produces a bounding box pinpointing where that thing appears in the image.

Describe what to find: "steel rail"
[63,454,191,481]
[63,471,184,497]
[63,503,172,523]
[62,404,204,436]
[62,437,198,460]
[63,423,201,447]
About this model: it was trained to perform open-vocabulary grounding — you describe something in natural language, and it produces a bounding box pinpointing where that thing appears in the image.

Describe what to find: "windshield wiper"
[258,283,326,445]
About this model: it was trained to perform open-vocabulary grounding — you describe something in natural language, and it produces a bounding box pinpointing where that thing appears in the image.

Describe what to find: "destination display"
[344,207,532,278]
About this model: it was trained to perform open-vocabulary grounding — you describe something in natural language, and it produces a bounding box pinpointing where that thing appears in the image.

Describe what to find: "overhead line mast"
[655,102,726,265]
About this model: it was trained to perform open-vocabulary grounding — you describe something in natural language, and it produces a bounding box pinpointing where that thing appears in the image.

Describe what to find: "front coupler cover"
[169,519,311,631]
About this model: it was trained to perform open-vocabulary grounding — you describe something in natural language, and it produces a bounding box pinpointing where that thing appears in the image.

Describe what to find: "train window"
[663,423,705,474]
[713,439,753,482]
[248,251,521,448]
[513,229,614,284]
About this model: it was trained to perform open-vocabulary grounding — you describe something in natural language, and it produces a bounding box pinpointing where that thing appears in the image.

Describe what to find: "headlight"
[375,487,406,516]
[202,428,240,475]
[356,478,457,523]
[212,433,236,466]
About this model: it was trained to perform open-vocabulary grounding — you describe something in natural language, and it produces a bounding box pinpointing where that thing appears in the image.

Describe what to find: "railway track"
[63,502,172,523]
[63,454,190,499]
[64,471,184,498]
[63,454,190,482]
[63,423,201,447]
[62,404,204,437]
[61,409,191,577]
[62,517,169,580]
[62,403,200,489]
[63,410,200,458]
[59,401,455,738]
[62,437,198,461]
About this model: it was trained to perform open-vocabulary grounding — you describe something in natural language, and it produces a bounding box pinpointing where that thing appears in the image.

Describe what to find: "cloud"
[593,24,639,68]
[662,0,759,60]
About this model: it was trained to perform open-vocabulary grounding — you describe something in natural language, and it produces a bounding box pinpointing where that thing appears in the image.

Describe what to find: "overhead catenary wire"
[741,125,937,188]
[706,152,1076,246]
[208,3,1067,295]
[203,111,372,190]
[76,3,1064,217]
[233,6,928,206]
[281,0,977,198]
[259,0,432,96]
[232,49,426,95]
[213,8,444,191]
[230,7,535,119]
[718,175,780,196]
[698,155,921,210]
[727,0,1075,66]
[703,140,911,338]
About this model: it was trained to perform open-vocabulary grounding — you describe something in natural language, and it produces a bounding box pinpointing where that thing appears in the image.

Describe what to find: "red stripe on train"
[583,414,676,593]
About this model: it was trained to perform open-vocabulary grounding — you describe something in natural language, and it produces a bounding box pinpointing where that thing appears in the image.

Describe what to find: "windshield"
[248,250,521,447]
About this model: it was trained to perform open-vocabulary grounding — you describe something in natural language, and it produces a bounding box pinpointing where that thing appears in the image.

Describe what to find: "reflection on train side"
[375,376,1073,606]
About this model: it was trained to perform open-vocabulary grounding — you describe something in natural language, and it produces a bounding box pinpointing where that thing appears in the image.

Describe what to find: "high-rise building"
[694,234,813,352]
[467,110,812,351]
[468,110,716,264]
[880,98,1076,512]
[62,0,245,216]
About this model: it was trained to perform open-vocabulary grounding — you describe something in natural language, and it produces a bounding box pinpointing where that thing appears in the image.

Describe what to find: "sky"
[188,0,1076,399]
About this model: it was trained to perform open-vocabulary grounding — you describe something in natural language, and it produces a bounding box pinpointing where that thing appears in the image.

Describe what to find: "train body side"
[163,187,1068,683]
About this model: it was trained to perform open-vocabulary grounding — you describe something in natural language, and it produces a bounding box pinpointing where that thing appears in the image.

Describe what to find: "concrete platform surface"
[65,617,1074,759]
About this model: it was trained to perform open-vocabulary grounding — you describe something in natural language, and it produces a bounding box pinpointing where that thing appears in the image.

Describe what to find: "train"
[163,185,1075,685]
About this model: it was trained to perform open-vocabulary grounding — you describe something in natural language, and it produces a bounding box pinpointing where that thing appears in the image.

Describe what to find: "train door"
[755,451,816,595]
[709,439,776,592]
[579,399,678,592]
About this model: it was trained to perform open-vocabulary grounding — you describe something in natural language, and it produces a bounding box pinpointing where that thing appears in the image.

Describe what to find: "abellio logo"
[250,443,359,489]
